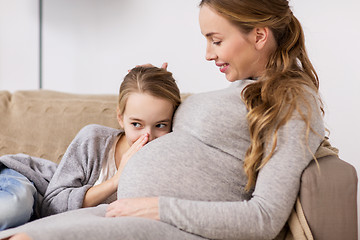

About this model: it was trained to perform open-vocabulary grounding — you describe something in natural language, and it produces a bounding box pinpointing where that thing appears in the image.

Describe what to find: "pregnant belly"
[117,131,250,201]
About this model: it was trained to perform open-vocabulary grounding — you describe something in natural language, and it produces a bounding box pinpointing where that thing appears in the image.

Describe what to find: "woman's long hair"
[199,0,324,191]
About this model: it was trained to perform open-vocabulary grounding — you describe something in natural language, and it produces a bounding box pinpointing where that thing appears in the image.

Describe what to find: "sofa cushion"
[300,155,358,240]
[0,90,119,164]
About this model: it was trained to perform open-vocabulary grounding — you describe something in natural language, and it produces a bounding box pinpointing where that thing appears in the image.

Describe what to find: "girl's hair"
[199,0,324,191]
[118,66,181,115]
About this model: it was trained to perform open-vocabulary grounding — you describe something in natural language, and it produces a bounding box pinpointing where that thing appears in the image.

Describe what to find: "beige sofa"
[0,89,357,240]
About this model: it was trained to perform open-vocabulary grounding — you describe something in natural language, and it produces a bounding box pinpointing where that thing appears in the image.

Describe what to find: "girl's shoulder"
[76,124,122,140]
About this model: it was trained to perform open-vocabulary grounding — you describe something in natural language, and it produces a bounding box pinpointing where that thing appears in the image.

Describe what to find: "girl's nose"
[144,128,155,142]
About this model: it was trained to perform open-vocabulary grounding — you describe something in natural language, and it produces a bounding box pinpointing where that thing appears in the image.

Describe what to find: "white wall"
[1,0,359,236]
[0,0,39,91]
[42,0,225,94]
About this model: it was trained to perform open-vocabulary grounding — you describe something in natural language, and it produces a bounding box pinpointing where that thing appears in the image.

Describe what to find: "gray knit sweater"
[0,154,57,218]
[41,125,122,216]
[0,80,325,240]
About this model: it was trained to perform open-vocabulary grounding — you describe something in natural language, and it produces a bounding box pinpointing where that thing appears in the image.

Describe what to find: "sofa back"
[0,90,357,239]
[0,90,119,164]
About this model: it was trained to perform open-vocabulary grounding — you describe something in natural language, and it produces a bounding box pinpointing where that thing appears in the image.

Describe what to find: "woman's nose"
[205,45,216,61]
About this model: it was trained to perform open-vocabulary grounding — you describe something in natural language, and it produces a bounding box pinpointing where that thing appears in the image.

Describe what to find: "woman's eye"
[156,123,167,129]
[212,41,221,46]
[131,122,142,128]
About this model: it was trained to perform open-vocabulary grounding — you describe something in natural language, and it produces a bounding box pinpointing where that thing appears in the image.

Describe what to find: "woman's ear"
[116,108,124,129]
[254,27,270,50]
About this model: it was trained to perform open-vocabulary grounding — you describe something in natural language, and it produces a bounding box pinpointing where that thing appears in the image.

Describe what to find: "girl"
[0,66,180,231]
[41,66,181,216]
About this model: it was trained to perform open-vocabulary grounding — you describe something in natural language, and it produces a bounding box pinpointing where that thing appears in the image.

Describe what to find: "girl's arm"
[82,134,148,208]
[41,125,118,217]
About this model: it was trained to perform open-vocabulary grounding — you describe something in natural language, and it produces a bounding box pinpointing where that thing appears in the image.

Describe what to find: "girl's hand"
[105,197,160,220]
[82,134,148,208]
[118,133,148,171]
[112,133,149,186]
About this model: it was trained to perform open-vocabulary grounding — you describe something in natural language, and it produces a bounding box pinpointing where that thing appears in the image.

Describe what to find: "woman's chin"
[225,75,238,82]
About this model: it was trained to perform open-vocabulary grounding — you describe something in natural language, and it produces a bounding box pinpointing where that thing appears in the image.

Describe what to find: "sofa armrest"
[300,155,358,240]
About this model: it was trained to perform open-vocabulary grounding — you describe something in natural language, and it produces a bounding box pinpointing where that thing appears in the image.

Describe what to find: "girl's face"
[117,92,174,148]
[199,5,265,82]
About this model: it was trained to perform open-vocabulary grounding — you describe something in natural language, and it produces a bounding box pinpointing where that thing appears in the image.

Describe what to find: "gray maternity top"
[117,80,325,239]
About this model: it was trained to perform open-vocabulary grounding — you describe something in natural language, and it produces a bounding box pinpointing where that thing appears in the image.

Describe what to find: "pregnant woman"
[1,0,325,239]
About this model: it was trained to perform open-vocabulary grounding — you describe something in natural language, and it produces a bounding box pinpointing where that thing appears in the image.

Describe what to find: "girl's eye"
[212,41,221,46]
[156,123,167,129]
[131,122,142,128]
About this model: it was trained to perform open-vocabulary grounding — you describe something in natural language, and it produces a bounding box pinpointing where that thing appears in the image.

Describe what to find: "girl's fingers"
[117,134,149,175]
[124,134,149,157]
[131,133,149,151]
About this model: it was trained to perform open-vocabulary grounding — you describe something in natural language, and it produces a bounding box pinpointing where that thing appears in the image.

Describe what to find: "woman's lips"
[219,63,229,73]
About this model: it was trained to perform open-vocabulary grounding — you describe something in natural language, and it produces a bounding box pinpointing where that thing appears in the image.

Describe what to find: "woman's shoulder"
[185,79,253,101]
